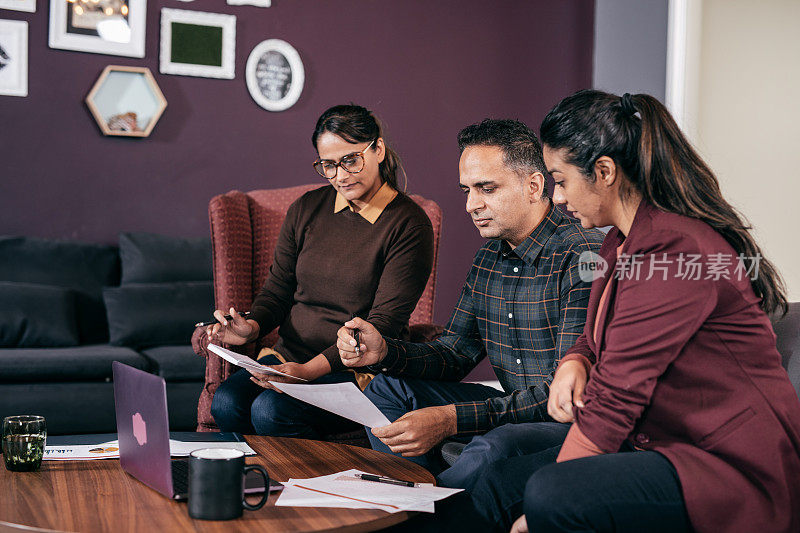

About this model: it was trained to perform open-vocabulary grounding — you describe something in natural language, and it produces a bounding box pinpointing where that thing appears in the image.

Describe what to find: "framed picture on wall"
[245,39,304,112]
[159,8,236,79]
[0,20,28,97]
[48,0,146,57]
[0,0,36,13]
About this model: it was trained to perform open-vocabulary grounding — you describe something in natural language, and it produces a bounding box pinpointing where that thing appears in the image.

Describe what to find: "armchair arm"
[194,326,259,431]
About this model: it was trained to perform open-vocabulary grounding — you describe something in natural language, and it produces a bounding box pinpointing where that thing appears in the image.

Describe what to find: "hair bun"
[620,93,637,116]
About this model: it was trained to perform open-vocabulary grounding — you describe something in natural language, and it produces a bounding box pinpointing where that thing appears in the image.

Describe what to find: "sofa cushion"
[0,344,146,382]
[139,345,206,381]
[119,233,212,284]
[0,236,120,344]
[0,282,80,347]
[104,282,214,349]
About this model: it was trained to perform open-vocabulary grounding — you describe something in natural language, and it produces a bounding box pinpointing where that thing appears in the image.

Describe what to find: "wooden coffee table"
[0,436,435,532]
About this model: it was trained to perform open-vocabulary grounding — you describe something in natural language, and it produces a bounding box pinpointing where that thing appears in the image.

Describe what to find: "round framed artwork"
[246,39,304,112]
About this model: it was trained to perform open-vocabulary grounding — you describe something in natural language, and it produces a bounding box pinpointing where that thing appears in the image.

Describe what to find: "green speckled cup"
[2,415,46,472]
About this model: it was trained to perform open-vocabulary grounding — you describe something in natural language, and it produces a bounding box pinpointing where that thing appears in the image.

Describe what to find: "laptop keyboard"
[171,459,189,495]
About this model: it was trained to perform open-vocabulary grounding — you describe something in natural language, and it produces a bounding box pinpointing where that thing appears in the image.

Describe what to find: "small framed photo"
[48,0,146,58]
[245,39,304,112]
[160,8,236,80]
[0,20,28,97]
[0,0,36,13]
[85,65,168,137]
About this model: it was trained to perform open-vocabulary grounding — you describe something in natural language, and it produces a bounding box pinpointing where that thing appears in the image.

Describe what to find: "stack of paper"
[275,469,463,513]
[43,440,256,461]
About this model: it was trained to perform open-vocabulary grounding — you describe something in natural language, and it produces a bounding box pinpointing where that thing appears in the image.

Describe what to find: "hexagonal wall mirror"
[86,66,167,137]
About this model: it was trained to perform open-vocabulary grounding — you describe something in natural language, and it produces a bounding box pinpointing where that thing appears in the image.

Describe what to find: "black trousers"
[396,445,692,533]
[468,445,692,532]
[522,450,691,532]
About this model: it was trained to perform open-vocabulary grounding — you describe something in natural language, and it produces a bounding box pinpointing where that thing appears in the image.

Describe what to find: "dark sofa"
[0,234,213,434]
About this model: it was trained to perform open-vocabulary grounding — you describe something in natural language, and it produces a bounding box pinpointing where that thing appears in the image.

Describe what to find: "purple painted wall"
[1,1,594,378]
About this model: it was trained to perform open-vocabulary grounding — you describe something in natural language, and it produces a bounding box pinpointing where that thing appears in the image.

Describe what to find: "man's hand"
[547,359,588,423]
[336,317,387,367]
[371,405,457,457]
[510,515,528,533]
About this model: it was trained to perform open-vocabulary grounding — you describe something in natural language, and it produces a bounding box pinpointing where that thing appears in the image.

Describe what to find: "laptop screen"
[112,361,176,498]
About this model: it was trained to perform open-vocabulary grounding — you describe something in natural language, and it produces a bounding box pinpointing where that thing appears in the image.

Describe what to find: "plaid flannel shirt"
[378,204,605,435]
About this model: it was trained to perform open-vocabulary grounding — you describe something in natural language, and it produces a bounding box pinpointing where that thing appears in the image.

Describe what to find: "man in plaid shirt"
[337,119,604,489]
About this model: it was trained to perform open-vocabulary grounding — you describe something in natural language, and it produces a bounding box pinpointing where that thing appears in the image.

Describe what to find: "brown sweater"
[249,184,434,372]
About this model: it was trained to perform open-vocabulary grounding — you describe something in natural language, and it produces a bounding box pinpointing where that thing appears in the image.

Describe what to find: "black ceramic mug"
[188,448,269,520]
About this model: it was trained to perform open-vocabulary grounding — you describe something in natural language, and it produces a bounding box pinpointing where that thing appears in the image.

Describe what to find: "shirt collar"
[499,202,562,265]
[333,181,398,224]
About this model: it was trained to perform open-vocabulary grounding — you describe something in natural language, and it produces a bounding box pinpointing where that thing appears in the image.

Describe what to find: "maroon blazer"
[568,201,800,533]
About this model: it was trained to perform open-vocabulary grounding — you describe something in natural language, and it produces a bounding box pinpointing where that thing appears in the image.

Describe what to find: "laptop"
[112,362,279,500]
[113,361,194,500]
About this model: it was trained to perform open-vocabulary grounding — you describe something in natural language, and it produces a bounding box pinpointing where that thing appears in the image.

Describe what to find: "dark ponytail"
[540,89,787,315]
[312,104,407,192]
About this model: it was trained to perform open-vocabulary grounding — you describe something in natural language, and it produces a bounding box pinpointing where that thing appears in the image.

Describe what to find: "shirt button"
[508,313,513,318]
[635,433,650,445]
[381,368,388,373]
[513,267,519,273]
[516,359,521,365]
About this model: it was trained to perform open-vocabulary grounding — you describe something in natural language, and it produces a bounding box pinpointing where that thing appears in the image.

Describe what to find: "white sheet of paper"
[43,440,256,460]
[167,440,256,457]
[207,344,307,381]
[43,441,120,460]
[270,382,390,428]
[275,469,462,513]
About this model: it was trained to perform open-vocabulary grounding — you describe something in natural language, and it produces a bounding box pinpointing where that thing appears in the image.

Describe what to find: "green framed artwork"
[159,8,235,79]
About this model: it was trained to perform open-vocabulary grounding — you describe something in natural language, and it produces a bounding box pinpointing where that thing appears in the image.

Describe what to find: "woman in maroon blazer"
[509,91,800,533]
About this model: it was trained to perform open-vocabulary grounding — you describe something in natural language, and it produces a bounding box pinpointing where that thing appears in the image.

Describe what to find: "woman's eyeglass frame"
[313,139,376,179]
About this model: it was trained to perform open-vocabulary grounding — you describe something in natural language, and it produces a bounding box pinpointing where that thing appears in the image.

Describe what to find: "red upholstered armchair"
[192,184,442,432]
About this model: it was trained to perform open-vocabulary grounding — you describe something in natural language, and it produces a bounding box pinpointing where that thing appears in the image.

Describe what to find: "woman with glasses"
[207,104,434,439]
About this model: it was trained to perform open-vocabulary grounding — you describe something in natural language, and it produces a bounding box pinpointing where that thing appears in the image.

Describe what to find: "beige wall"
[694,0,800,301]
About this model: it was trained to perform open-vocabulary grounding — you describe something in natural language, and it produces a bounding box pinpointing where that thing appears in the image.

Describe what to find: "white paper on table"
[277,485,401,511]
[270,382,390,428]
[275,469,462,513]
[208,344,307,381]
[43,441,120,460]
[43,440,256,460]
[167,440,256,457]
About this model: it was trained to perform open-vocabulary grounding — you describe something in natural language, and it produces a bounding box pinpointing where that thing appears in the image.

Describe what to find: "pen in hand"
[195,311,252,328]
[351,314,361,358]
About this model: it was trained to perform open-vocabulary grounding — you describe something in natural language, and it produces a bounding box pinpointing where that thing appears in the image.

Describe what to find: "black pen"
[351,314,361,357]
[195,311,252,328]
[354,473,417,487]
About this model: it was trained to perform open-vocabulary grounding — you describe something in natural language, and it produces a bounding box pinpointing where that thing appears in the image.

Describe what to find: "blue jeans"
[438,421,569,491]
[210,354,359,438]
[363,374,569,488]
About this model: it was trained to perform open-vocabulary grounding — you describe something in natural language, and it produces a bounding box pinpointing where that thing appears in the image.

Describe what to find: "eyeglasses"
[313,140,375,179]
